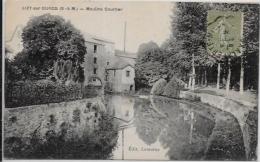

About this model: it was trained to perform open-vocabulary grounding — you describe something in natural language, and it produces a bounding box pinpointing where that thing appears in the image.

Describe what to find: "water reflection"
[4,95,256,160]
[205,114,245,160]
[110,94,255,160]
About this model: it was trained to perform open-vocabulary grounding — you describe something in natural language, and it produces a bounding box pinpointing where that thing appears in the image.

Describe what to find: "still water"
[4,94,256,160]
[106,94,254,161]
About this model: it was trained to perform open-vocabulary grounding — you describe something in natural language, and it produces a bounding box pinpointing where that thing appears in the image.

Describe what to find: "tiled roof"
[106,58,134,70]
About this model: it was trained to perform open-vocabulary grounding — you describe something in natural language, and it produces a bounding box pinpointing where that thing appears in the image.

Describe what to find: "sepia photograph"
[3,0,260,161]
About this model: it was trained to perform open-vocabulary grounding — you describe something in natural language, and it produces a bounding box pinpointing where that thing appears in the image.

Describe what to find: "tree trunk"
[204,69,207,86]
[53,61,59,80]
[226,58,231,95]
[217,62,221,89]
[191,53,195,91]
[198,68,203,85]
[201,68,204,86]
[200,68,203,85]
[188,76,192,89]
[240,56,244,94]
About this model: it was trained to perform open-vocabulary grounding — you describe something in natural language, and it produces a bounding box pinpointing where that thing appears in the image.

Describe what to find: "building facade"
[82,33,115,86]
[82,33,136,93]
[106,58,135,92]
[6,26,136,92]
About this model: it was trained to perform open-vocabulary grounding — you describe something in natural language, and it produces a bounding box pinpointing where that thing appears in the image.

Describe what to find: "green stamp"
[207,10,243,56]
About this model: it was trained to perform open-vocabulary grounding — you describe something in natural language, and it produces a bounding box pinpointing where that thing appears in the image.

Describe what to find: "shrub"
[162,77,185,98]
[83,85,102,98]
[5,80,83,108]
[4,111,119,159]
[150,78,167,95]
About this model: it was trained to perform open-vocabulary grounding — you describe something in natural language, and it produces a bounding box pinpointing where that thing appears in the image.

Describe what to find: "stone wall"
[180,91,256,115]
[4,97,106,139]
[179,90,257,160]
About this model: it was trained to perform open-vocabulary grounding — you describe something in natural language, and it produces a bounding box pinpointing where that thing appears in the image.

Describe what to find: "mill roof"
[106,58,134,70]
[82,32,114,45]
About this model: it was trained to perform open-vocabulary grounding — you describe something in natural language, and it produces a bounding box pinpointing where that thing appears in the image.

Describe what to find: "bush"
[83,85,103,98]
[5,80,83,108]
[150,78,167,95]
[162,77,185,98]
[134,77,150,91]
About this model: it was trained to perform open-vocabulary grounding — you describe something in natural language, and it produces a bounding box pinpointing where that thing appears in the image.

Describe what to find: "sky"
[5,0,174,53]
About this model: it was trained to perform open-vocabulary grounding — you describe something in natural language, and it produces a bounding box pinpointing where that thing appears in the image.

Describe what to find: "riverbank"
[139,92,257,160]
[4,97,119,159]
[179,88,257,160]
[4,97,106,138]
[179,89,256,117]
[193,87,257,107]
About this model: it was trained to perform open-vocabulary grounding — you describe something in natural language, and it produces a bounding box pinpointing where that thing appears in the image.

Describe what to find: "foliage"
[7,50,39,81]
[135,3,217,86]
[135,3,258,90]
[133,98,165,145]
[164,3,259,89]
[210,3,259,89]
[135,41,169,86]
[82,85,102,98]
[150,78,167,95]
[20,14,86,82]
[205,115,246,160]
[53,59,84,84]
[5,80,83,108]
[162,77,185,98]
[166,3,215,79]
[4,111,118,159]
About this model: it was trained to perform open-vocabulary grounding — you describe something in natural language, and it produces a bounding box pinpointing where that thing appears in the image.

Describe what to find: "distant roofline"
[106,64,134,70]
[85,40,104,46]
[93,37,114,44]
[82,32,114,44]
[115,54,137,59]
[115,49,137,59]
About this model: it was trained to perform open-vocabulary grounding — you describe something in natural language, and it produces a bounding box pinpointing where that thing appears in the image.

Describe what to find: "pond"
[4,94,257,160]
[106,94,257,161]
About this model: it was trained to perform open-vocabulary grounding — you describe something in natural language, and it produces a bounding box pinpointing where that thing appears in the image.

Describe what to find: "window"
[126,70,130,77]
[94,57,97,64]
[93,68,97,74]
[107,61,109,65]
[93,78,96,81]
[94,45,97,53]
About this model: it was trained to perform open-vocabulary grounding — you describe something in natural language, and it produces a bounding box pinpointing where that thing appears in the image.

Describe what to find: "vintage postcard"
[3,0,259,161]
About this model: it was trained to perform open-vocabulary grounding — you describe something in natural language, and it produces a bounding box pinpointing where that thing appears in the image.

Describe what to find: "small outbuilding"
[105,59,135,93]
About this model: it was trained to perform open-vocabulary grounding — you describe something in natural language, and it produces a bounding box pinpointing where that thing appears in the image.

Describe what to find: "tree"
[168,2,211,90]
[135,41,169,88]
[241,4,259,92]
[209,3,259,93]
[21,13,86,83]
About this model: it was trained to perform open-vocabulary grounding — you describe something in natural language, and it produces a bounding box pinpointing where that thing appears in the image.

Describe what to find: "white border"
[2,0,260,162]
